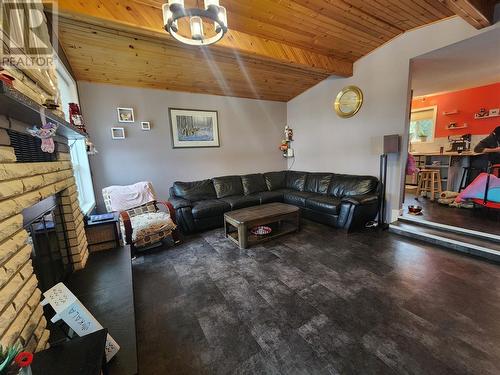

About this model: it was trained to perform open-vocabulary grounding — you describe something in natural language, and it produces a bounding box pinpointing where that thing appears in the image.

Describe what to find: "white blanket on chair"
[103,181,156,212]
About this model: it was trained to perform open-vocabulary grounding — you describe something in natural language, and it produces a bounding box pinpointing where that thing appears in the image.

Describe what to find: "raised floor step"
[389,220,500,262]
[398,215,500,244]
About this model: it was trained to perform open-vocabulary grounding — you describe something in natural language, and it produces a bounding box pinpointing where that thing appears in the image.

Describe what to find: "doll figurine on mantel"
[27,122,58,153]
[69,103,87,134]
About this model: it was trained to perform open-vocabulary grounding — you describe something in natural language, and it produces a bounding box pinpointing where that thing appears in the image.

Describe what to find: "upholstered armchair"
[102,182,179,257]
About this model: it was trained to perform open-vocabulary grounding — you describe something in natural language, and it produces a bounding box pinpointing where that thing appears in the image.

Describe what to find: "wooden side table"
[85,213,121,252]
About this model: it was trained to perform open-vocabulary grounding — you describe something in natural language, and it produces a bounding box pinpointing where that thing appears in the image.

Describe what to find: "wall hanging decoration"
[284,125,293,141]
[111,127,126,140]
[117,107,135,123]
[334,86,363,118]
[141,121,151,131]
[86,139,98,155]
[279,125,294,158]
[169,108,220,148]
[69,103,87,133]
[474,107,499,119]
[27,122,58,153]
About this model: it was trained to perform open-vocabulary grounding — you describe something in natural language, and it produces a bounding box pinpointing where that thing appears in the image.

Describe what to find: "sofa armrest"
[168,197,192,210]
[337,194,380,233]
[156,200,181,243]
[341,194,379,206]
[168,197,195,234]
[119,210,133,245]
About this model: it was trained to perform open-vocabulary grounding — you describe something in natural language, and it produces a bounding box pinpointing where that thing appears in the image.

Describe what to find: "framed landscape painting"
[169,108,220,148]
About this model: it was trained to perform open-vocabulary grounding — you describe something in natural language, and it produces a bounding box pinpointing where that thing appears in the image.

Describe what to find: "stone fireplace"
[0,115,90,351]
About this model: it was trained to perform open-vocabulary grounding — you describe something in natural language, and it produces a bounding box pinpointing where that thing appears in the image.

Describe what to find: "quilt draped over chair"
[102,182,178,254]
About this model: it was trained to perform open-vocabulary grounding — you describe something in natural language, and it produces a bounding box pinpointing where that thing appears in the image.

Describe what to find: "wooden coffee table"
[224,203,300,249]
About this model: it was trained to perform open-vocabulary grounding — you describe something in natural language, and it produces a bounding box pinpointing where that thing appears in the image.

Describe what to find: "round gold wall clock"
[334,86,363,118]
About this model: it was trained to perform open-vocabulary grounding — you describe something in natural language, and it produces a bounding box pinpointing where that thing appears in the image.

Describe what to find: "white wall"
[287,17,497,221]
[78,82,287,210]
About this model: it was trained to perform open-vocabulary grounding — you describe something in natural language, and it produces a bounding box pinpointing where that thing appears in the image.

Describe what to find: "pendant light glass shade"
[168,0,184,8]
[217,6,227,31]
[190,16,204,40]
[204,0,219,9]
[162,3,177,32]
[162,5,172,23]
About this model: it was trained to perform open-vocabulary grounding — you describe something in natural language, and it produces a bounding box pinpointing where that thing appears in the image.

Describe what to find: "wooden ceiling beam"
[47,0,353,76]
[438,0,496,28]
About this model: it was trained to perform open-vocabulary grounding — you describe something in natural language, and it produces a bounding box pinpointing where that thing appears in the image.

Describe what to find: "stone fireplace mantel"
[0,116,90,352]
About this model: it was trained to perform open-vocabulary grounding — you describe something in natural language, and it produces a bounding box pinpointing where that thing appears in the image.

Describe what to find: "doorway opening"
[400,28,500,239]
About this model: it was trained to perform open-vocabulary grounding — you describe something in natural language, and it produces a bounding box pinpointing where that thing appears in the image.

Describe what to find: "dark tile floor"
[133,220,500,375]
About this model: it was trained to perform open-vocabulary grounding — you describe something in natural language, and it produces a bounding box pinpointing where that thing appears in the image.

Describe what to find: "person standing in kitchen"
[474,126,500,175]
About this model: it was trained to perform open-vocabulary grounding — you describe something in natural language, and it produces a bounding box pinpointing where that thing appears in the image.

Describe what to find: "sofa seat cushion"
[220,195,261,210]
[305,196,342,215]
[251,191,284,204]
[241,174,268,195]
[283,191,316,207]
[130,212,176,242]
[191,200,231,219]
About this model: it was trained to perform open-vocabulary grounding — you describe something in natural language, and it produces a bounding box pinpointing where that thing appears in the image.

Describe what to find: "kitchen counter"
[410,151,483,156]
[407,152,487,192]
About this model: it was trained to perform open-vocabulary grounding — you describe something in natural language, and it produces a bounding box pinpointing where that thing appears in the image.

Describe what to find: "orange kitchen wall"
[411,82,500,138]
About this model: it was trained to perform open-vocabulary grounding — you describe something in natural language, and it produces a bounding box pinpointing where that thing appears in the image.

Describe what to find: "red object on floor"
[15,351,33,367]
[472,199,500,209]
[472,164,500,209]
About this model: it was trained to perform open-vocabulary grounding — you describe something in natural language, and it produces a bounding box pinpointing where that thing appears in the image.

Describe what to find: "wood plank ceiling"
[50,0,495,102]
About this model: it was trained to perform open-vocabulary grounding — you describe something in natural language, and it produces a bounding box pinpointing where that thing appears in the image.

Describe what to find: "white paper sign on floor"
[41,282,120,362]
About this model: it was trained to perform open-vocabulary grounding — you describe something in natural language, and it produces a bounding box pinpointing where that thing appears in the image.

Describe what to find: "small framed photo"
[111,127,126,139]
[117,107,135,123]
[141,121,151,131]
[489,108,499,116]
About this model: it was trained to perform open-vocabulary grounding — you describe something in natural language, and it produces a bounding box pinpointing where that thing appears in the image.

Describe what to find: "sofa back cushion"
[286,171,308,191]
[213,175,244,198]
[305,173,333,194]
[241,174,268,195]
[264,171,287,191]
[328,174,379,198]
[173,179,216,201]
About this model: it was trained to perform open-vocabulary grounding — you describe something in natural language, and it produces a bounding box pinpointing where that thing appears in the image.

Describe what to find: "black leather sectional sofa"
[169,171,380,234]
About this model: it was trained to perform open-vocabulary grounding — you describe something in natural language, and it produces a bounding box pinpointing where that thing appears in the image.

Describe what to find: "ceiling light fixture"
[162,0,228,46]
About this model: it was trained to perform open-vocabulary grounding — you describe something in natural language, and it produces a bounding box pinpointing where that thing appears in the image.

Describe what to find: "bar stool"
[416,169,443,201]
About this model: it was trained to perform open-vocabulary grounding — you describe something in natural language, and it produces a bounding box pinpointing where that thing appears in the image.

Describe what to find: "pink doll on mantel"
[27,122,58,153]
